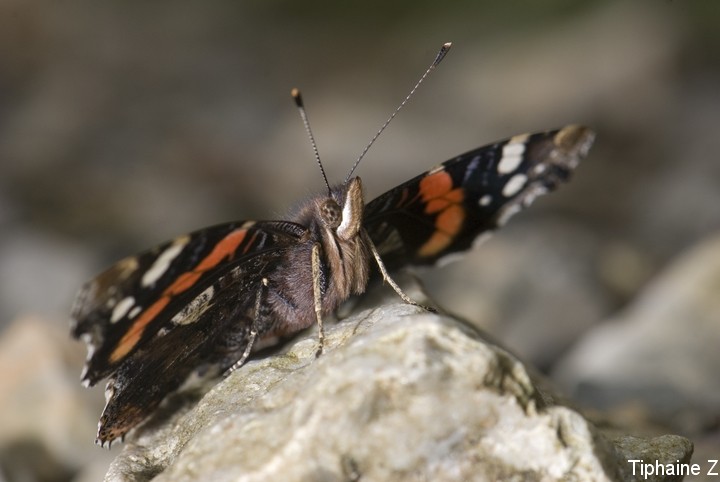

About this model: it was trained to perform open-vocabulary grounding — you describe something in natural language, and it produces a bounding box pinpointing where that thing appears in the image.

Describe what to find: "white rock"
[553,232,720,431]
[104,287,689,481]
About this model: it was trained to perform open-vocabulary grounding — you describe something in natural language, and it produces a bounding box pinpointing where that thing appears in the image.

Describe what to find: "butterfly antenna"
[292,88,332,196]
[344,41,452,183]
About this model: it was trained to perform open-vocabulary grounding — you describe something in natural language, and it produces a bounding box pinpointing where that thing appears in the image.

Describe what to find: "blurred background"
[0,1,718,481]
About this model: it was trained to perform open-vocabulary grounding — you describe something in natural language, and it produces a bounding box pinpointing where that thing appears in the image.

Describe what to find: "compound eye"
[320,199,342,229]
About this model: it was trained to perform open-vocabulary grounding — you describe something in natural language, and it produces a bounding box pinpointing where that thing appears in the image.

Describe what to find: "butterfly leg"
[311,243,325,357]
[362,230,437,313]
[225,278,268,375]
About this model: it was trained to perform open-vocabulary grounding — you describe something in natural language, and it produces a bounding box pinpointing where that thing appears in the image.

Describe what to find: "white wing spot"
[80,333,96,384]
[110,296,135,323]
[498,135,527,174]
[479,194,493,207]
[521,185,548,208]
[128,306,142,319]
[141,235,190,287]
[80,333,95,357]
[497,203,522,226]
[171,285,215,325]
[463,155,482,184]
[103,381,115,403]
[472,232,493,249]
[502,173,528,197]
[533,163,547,175]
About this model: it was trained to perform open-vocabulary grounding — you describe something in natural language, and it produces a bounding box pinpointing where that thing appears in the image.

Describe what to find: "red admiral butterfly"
[71,43,595,446]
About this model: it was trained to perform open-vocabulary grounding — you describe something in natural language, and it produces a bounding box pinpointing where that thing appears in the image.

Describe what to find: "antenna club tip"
[432,42,452,67]
[291,88,303,106]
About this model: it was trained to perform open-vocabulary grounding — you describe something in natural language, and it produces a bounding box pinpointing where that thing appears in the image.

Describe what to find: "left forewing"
[93,252,280,446]
[71,221,304,386]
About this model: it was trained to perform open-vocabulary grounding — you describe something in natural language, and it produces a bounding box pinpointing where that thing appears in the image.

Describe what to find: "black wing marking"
[95,252,278,445]
[71,220,305,386]
[363,126,595,269]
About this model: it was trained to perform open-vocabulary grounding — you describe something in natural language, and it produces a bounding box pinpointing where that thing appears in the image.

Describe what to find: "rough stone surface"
[553,233,720,433]
[614,435,695,482]
[103,287,691,482]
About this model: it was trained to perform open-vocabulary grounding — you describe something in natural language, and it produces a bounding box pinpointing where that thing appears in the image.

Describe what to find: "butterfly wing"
[363,125,594,268]
[95,251,287,445]
[71,220,307,444]
[71,220,305,386]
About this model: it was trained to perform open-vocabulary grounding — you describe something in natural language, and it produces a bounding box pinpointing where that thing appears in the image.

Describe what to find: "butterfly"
[71,43,595,446]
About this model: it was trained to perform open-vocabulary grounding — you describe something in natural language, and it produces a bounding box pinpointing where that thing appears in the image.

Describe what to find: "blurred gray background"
[0,1,718,481]
[0,0,717,325]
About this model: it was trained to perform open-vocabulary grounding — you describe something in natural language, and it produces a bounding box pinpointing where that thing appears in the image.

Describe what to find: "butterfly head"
[318,177,364,241]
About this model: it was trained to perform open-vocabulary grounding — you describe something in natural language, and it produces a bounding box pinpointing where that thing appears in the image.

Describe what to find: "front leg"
[362,230,437,313]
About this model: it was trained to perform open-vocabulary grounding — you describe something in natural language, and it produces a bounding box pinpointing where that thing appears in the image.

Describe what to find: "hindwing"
[93,251,286,444]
